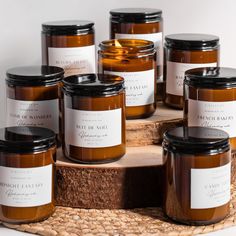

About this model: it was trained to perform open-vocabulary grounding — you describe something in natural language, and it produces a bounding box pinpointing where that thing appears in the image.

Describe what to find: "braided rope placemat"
[1,184,236,236]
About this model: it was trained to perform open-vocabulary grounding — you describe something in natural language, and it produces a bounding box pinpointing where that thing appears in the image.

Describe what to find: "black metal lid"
[110,8,162,23]
[62,73,125,97]
[185,67,236,89]
[0,126,56,153]
[42,20,94,35]
[6,66,64,86]
[165,33,219,50]
[163,126,230,154]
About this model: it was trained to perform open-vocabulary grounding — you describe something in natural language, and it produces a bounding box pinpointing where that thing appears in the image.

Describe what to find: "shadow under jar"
[6,66,64,145]
[184,67,236,151]
[164,33,219,109]
[42,20,96,77]
[98,39,156,119]
[163,126,231,225]
[0,126,56,224]
[62,73,126,163]
[110,8,163,79]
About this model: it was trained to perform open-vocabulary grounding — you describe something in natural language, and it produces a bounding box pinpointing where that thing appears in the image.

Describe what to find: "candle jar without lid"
[0,126,56,224]
[62,73,126,163]
[184,67,236,151]
[98,39,156,119]
[164,33,219,109]
[110,8,163,80]
[163,126,231,225]
[6,66,64,145]
[42,20,96,77]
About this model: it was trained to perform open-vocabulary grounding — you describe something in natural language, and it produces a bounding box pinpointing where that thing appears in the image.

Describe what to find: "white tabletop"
[1,225,236,236]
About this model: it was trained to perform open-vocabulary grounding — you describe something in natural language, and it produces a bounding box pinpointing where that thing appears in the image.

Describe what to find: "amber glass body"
[98,40,157,119]
[184,85,236,151]
[163,148,230,225]
[0,146,56,224]
[164,48,219,109]
[110,20,163,79]
[62,91,126,163]
[6,83,62,145]
[42,33,94,76]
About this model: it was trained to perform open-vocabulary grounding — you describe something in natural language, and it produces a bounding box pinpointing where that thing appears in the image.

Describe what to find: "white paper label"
[191,162,231,209]
[48,45,96,76]
[65,107,122,148]
[188,99,236,138]
[166,62,217,96]
[115,32,163,66]
[0,165,52,207]
[104,70,155,106]
[6,98,59,133]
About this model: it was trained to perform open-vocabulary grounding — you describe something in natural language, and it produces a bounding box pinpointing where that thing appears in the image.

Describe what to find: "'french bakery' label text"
[6,98,59,133]
[191,162,231,209]
[166,62,217,96]
[65,106,122,148]
[104,70,155,107]
[0,165,52,207]
[48,46,96,77]
[188,99,236,137]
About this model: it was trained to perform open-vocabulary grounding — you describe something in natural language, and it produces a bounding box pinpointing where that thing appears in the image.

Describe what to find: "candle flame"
[115,40,122,47]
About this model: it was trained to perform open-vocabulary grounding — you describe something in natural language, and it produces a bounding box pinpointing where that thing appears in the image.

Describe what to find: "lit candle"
[98,39,157,119]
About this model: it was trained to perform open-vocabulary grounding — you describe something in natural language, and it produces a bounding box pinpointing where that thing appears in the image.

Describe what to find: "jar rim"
[185,67,236,88]
[165,33,219,50]
[99,39,155,54]
[6,66,64,86]
[163,126,230,155]
[0,126,56,153]
[62,73,125,97]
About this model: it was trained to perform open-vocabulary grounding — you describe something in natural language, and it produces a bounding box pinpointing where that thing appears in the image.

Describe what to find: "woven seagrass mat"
[0,184,236,236]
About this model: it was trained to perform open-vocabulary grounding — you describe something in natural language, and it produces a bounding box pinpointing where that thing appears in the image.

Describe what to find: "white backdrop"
[0,0,236,126]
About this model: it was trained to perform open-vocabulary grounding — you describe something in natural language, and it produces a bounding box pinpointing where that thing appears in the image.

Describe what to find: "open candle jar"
[98,39,156,119]
[184,67,236,151]
[42,20,96,77]
[6,66,64,145]
[164,33,219,109]
[110,8,163,79]
[0,126,56,224]
[163,126,231,225]
[62,73,126,163]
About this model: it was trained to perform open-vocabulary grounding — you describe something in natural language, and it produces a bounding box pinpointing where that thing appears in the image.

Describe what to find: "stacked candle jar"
[0,7,234,228]
[163,33,220,109]
[163,67,236,224]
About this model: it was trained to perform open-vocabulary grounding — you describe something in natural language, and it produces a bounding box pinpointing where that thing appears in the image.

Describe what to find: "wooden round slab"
[56,146,163,209]
[126,102,183,147]
[56,149,236,210]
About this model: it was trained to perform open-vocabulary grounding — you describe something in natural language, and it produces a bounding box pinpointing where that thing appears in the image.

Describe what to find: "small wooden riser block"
[126,103,183,147]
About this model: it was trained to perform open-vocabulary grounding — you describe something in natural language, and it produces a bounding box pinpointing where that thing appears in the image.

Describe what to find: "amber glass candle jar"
[98,39,156,119]
[184,67,236,151]
[42,20,96,77]
[0,126,56,224]
[164,33,219,109]
[62,73,126,163]
[163,126,231,225]
[110,8,163,79]
[6,66,64,144]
